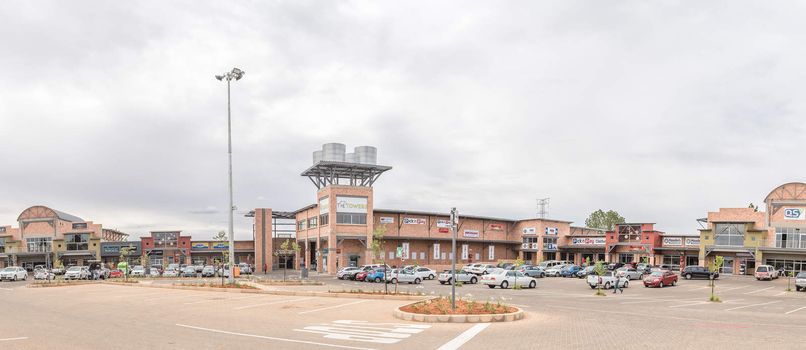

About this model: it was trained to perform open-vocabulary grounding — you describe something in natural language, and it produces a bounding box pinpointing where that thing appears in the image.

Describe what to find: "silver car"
[616,267,643,280]
[437,270,478,284]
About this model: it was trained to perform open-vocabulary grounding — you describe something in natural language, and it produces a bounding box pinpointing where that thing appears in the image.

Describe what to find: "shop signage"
[662,237,683,246]
[401,242,410,259]
[784,208,805,220]
[335,196,367,213]
[403,217,426,225]
[72,223,88,229]
[433,244,440,260]
[192,243,210,249]
[488,245,495,260]
[571,237,606,245]
[319,197,329,214]
[438,228,449,233]
[379,216,394,224]
[212,242,229,249]
[489,224,504,231]
[685,238,700,246]
[461,244,468,260]
[522,227,536,235]
[463,230,480,238]
[544,243,557,251]
[396,247,402,258]
[545,227,559,235]
[436,219,450,228]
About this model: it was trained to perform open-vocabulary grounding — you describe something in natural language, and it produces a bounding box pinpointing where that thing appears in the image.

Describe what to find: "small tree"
[786,270,795,292]
[594,260,607,296]
[709,255,724,302]
[369,225,387,294]
[119,247,131,282]
[213,230,229,285]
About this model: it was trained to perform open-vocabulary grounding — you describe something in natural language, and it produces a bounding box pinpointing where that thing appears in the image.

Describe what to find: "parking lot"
[2,274,806,349]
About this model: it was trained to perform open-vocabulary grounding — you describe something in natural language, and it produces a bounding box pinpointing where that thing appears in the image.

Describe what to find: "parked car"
[337,267,361,279]
[0,266,29,281]
[520,265,546,278]
[386,269,422,284]
[755,265,776,281]
[470,264,496,275]
[545,265,567,277]
[607,262,625,270]
[34,268,54,280]
[636,263,652,274]
[461,264,477,273]
[109,269,124,278]
[201,265,216,277]
[181,266,197,277]
[412,267,437,280]
[238,263,252,274]
[50,266,65,275]
[167,263,180,272]
[682,266,717,280]
[498,262,516,270]
[644,270,678,288]
[64,266,89,280]
[130,265,146,277]
[438,269,478,284]
[366,268,387,283]
[481,270,537,289]
[560,265,582,277]
[354,271,369,281]
[576,266,596,278]
[616,267,643,280]
[98,267,111,280]
[163,268,179,278]
[796,272,806,292]
[149,267,161,277]
[586,271,629,289]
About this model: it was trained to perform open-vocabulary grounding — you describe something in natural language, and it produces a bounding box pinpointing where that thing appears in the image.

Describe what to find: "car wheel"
[590,285,596,289]
[529,281,536,289]
[470,277,478,284]
[672,280,677,286]
[623,281,629,288]
[685,274,692,280]
[375,277,381,283]
[659,282,664,288]
[429,274,435,280]
[415,278,421,284]
[604,282,610,289]
[488,284,496,289]
[391,278,397,284]
[541,273,545,278]
[12,275,16,281]
[501,281,509,289]
[439,281,445,285]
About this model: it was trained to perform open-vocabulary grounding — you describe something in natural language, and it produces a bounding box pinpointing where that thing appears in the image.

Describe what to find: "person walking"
[613,276,623,294]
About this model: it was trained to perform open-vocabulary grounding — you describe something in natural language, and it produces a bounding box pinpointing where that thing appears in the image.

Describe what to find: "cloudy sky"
[1,1,804,239]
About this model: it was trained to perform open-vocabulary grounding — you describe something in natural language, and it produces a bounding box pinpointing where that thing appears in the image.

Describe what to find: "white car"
[130,266,146,277]
[586,271,630,289]
[386,269,422,284]
[0,266,28,281]
[460,264,476,273]
[545,265,567,277]
[412,267,436,280]
[238,263,252,274]
[616,267,643,280]
[64,266,89,280]
[438,270,478,284]
[34,269,54,280]
[201,265,216,277]
[795,272,806,292]
[337,267,361,279]
[149,268,162,277]
[163,268,179,278]
[470,264,496,275]
[481,270,537,289]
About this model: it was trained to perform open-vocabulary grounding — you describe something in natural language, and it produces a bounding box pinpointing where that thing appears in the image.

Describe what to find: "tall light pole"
[450,207,458,311]
[216,67,245,284]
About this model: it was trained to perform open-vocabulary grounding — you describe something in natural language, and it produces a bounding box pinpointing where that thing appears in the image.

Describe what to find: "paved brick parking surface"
[3,275,806,349]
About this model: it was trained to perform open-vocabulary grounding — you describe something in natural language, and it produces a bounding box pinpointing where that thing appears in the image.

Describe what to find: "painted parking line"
[234,297,314,310]
[622,298,701,305]
[113,291,172,298]
[717,286,749,293]
[436,323,490,350]
[295,320,430,345]
[0,287,13,291]
[185,295,260,305]
[774,292,787,297]
[0,337,27,342]
[785,306,806,315]
[743,286,774,295]
[176,324,376,350]
[669,301,709,308]
[725,300,781,312]
[299,300,370,315]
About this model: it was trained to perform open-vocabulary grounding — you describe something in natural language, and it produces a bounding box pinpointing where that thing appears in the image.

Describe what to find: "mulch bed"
[400,298,516,315]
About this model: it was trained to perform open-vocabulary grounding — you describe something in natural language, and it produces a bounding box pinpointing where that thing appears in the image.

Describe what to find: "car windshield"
[757,266,768,272]
[67,267,80,271]
[798,272,806,278]
[650,271,663,277]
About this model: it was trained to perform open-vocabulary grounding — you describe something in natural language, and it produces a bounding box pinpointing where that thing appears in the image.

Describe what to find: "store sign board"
[335,196,367,213]
[522,227,536,235]
[379,217,394,224]
[401,242,410,260]
[192,243,210,249]
[319,197,329,214]
[545,227,559,235]
[571,237,606,245]
[436,219,450,228]
[685,238,700,246]
[438,228,449,233]
[461,244,469,259]
[784,208,805,220]
[662,237,683,246]
[489,224,504,231]
[433,244,440,260]
[403,217,426,225]
[212,242,229,249]
[463,230,480,238]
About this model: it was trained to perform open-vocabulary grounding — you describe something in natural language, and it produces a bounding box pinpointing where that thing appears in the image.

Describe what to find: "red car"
[354,271,368,281]
[109,269,124,278]
[643,270,678,288]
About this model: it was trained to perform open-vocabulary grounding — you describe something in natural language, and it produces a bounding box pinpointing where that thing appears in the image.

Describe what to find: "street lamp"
[216,67,245,284]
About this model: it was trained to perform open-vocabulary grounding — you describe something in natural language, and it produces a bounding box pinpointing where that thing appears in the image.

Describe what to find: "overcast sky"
[1,1,804,240]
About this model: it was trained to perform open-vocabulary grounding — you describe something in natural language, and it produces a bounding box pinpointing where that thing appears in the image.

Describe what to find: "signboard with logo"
[433,244,440,260]
[438,228,449,233]
[662,237,683,246]
[436,219,450,228]
[488,245,495,260]
[489,224,504,231]
[192,242,210,249]
[335,196,368,213]
[403,217,426,225]
[212,242,229,249]
[545,227,559,235]
[401,242,410,259]
[685,238,700,246]
[72,223,88,230]
[319,197,329,214]
[379,216,394,224]
[461,244,468,260]
[544,243,557,250]
[463,230,480,238]
[571,237,606,245]
[784,208,806,220]
[522,227,536,235]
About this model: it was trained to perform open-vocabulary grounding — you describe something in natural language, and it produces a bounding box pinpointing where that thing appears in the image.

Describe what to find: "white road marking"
[235,297,314,310]
[717,285,749,293]
[774,292,787,297]
[669,301,709,308]
[185,295,260,305]
[295,320,430,344]
[436,323,490,350]
[725,300,782,311]
[176,324,376,350]
[113,291,172,298]
[0,337,27,342]
[299,300,370,315]
[743,286,774,295]
[0,287,13,291]
[785,306,806,315]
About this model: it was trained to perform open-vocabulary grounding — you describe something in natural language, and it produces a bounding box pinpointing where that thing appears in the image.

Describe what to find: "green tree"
[593,260,607,296]
[709,256,724,302]
[786,270,795,292]
[274,239,300,282]
[213,230,229,285]
[369,225,388,294]
[585,210,626,230]
[119,246,132,282]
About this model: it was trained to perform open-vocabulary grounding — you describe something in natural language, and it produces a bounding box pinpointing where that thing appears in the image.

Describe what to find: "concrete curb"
[27,281,99,288]
[393,306,525,323]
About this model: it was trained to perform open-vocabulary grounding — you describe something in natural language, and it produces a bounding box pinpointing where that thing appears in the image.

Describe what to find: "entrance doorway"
[524,252,534,262]
[720,257,735,274]
[348,255,359,267]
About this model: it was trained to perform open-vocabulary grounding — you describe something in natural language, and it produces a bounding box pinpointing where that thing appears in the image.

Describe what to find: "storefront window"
[714,223,745,246]
[686,256,699,266]
[66,234,89,251]
[308,217,317,228]
[662,255,681,270]
[27,237,53,253]
[0,237,6,253]
[618,253,634,263]
[765,258,806,274]
[775,227,806,249]
[542,237,557,251]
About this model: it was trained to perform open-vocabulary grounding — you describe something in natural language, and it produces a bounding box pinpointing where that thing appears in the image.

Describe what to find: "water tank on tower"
[345,153,356,163]
[355,146,377,164]
[322,143,346,162]
[312,150,323,164]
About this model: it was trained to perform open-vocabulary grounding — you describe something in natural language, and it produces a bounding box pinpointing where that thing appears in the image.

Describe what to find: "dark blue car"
[560,265,581,277]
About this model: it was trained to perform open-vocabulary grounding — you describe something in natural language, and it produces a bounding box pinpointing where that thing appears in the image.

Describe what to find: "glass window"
[336,213,367,225]
[618,253,634,263]
[27,237,53,253]
[0,237,5,253]
[714,223,745,246]
[308,217,317,228]
[297,220,306,231]
[543,237,558,251]
[662,255,681,270]
[319,213,329,226]
[66,234,89,251]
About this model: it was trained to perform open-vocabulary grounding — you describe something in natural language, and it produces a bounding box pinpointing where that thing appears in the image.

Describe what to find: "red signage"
[438,228,449,233]
[489,224,504,231]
